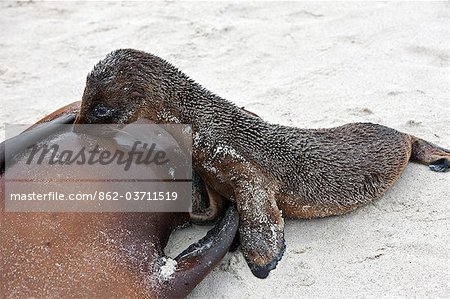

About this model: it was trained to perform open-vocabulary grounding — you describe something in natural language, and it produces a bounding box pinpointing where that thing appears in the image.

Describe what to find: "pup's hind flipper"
[429,158,450,172]
[410,137,450,173]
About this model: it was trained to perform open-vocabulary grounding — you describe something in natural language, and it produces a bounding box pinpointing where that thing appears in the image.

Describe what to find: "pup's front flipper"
[190,171,224,224]
[234,172,285,279]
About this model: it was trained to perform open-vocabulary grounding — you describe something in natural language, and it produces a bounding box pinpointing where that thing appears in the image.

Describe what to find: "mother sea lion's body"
[0,103,239,298]
[75,49,450,278]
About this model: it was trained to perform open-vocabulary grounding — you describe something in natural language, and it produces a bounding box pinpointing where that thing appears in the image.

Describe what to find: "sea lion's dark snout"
[76,95,137,125]
[79,49,190,125]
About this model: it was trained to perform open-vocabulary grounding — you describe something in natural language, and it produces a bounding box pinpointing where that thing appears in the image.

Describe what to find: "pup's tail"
[408,135,450,172]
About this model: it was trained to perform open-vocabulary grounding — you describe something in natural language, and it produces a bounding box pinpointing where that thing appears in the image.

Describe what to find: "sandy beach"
[1,1,449,298]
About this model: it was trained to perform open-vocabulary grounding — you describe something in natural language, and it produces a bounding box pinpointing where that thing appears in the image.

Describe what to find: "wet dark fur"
[76,49,450,278]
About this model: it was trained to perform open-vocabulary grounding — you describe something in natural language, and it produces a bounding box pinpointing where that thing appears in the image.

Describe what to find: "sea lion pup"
[75,49,450,279]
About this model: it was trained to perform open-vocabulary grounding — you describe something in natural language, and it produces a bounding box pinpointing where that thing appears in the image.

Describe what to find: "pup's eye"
[93,104,113,119]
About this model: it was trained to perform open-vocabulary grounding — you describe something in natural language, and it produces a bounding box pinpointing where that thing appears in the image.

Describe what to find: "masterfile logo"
[4,123,192,212]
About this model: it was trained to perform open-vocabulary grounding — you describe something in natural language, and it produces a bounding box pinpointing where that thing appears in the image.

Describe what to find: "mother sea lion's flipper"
[409,136,450,172]
[0,104,79,172]
[159,204,239,299]
[31,101,81,127]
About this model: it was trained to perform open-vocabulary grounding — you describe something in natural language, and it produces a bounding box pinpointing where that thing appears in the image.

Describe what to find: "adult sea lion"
[75,49,450,278]
[0,103,239,298]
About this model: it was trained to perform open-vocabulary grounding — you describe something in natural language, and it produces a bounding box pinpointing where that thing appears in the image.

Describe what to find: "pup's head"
[75,49,184,125]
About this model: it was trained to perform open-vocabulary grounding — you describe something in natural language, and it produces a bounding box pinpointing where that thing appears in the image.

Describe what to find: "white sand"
[1,1,449,298]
